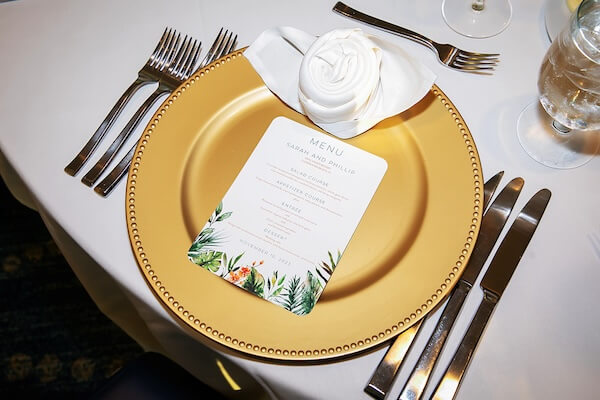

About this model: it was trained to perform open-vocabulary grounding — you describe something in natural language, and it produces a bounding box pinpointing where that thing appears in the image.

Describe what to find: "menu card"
[187,117,387,315]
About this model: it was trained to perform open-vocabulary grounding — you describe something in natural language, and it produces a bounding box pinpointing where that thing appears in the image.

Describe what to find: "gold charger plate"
[126,50,482,361]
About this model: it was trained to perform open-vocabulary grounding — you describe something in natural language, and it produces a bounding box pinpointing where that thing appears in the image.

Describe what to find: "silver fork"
[333,2,499,73]
[64,28,179,176]
[93,29,238,197]
[199,27,238,68]
[80,33,202,187]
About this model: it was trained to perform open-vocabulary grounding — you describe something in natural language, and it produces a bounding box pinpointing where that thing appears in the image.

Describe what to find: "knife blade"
[431,188,551,400]
[482,171,503,210]
[397,177,524,400]
[364,171,506,400]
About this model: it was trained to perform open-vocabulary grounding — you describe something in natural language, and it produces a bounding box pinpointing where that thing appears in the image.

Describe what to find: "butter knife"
[431,188,552,400]
[364,171,508,400]
[397,177,524,400]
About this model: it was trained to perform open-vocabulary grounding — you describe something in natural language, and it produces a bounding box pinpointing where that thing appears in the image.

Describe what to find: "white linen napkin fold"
[244,27,436,139]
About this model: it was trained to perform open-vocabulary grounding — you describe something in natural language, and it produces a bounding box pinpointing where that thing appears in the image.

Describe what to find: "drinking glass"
[442,0,513,38]
[517,0,600,169]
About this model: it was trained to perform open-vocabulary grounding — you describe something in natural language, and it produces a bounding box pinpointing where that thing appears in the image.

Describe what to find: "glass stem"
[472,0,485,11]
[551,120,572,135]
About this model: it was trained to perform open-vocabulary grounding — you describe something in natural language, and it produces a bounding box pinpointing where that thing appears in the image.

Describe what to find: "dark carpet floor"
[0,178,143,398]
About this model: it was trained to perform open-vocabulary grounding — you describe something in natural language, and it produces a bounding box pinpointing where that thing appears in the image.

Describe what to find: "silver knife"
[431,188,552,400]
[364,171,507,400]
[397,177,524,400]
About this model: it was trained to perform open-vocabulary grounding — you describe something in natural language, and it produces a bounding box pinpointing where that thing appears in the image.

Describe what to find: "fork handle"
[333,2,433,49]
[81,88,167,186]
[64,77,150,176]
[93,143,136,197]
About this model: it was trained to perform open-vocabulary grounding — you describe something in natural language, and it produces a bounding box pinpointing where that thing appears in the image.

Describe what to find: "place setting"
[2,0,600,398]
[69,0,545,371]
[63,27,239,196]
[58,0,600,398]
[112,15,485,365]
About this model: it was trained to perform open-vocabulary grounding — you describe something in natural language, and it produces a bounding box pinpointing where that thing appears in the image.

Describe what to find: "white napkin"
[244,27,436,139]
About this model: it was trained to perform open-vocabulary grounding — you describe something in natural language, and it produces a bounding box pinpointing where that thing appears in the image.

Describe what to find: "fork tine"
[453,64,496,73]
[198,28,225,68]
[451,58,497,70]
[453,58,497,67]
[217,32,235,58]
[151,29,177,68]
[457,56,500,65]
[170,35,193,74]
[178,37,201,76]
[454,57,498,66]
[456,65,496,71]
[452,49,499,72]
[212,31,232,61]
[458,55,499,62]
[456,58,499,66]
[179,39,202,79]
[158,32,181,71]
[218,33,237,58]
[458,50,500,58]
[456,52,500,63]
[229,34,238,51]
[149,28,173,67]
[184,40,202,77]
[151,28,170,54]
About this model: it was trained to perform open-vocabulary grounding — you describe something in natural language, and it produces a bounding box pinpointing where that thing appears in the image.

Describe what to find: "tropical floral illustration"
[316,250,342,285]
[187,201,232,273]
[187,202,342,315]
[278,275,304,315]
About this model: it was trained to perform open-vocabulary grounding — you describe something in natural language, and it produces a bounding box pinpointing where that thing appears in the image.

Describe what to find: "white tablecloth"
[1,0,599,399]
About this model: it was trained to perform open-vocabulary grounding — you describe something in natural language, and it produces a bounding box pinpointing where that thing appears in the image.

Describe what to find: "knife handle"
[365,320,422,399]
[398,280,472,400]
[431,291,497,400]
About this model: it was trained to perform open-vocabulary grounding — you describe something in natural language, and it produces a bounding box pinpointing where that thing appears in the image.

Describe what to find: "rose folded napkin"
[244,27,436,139]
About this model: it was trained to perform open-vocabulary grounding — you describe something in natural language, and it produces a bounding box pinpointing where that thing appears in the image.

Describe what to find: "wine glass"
[442,0,513,38]
[517,0,600,169]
